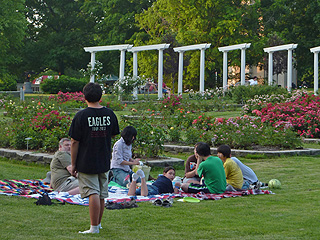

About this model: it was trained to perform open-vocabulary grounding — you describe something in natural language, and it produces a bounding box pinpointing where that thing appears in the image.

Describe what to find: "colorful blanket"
[0,179,272,206]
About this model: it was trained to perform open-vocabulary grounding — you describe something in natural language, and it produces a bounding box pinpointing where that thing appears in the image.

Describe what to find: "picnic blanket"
[0,179,272,206]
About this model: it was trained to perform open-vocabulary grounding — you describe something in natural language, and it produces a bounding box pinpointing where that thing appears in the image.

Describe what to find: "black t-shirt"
[152,175,174,194]
[68,107,119,174]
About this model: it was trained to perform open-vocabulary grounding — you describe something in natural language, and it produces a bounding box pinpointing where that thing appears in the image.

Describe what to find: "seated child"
[181,142,226,194]
[128,167,180,196]
[217,145,243,191]
[111,126,141,187]
[183,154,201,184]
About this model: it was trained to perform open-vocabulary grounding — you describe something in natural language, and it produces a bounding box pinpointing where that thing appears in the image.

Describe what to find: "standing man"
[69,82,119,234]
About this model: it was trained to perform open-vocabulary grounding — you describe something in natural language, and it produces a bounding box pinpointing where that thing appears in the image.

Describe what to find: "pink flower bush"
[251,93,320,138]
[49,91,85,104]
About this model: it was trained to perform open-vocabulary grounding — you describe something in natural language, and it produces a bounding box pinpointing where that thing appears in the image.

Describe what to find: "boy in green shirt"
[181,142,226,194]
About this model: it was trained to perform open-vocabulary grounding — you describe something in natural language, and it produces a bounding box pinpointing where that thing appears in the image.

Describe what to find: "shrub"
[0,73,17,91]
[252,93,320,138]
[41,75,88,94]
[112,75,147,101]
[120,117,164,158]
[228,85,288,104]
[209,116,302,149]
[48,91,86,109]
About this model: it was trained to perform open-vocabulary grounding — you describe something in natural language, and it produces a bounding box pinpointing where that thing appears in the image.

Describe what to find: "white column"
[178,51,184,95]
[119,50,126,80]
[240,48,246,85]
[200,49,205,92]
[223,51,228,91]
[287,49,293,91]
[268,52,273,85]
[90,52,96,83]
[314,52,319,95]
[158,49,164,99]
[132,51,138,99]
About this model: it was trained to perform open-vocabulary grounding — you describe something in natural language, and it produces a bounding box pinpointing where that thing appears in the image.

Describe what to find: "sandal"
[161,198,173,207]
[152,199,163,206]
[123,198,138,209]
[105,201,124,210]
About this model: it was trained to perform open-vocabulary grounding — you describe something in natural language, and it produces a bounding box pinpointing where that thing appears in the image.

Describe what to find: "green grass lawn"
[1,155,319,239]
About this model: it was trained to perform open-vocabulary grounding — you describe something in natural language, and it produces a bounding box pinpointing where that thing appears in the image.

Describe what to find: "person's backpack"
[34,192,65,205]
[35,192,53,205]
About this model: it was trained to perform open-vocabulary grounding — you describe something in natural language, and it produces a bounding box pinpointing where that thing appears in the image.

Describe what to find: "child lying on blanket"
[128,166,181,196]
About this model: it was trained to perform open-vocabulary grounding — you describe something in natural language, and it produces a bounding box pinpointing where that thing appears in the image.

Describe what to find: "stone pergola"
[218,43,251,90]
[84,44,133,83]
[174,43,211,95]
[128,44,170,99]
[310,46,320,95]
[263,43,298,91]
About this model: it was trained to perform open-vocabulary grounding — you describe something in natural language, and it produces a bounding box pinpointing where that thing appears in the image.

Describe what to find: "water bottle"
[172,176,182,187]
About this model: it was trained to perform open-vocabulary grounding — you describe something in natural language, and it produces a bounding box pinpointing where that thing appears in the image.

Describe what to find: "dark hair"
[195,142,211,157]
[83,82,102,103]
[121,126,137,145]
[217,144,231,158]
[163,166,175,174]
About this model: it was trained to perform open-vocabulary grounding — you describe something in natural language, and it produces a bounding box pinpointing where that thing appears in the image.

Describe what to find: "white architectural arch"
[310,46,320,95]
[174,43,211,95]
[218,43,251,90]
[84,44,133,83]
[128,44,170,99]
[264,43,298,91]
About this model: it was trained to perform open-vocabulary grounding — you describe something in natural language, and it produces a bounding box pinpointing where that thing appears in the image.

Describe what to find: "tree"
[261,0,320,85]
[23,0,96,76]
[0,0,26,86]
[264,33,287,85]
[135,0,263,89]
[81,0,155,76]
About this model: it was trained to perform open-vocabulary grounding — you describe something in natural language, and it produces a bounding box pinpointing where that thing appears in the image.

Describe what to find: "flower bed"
[1,88,314,154]
[248,92,320,138]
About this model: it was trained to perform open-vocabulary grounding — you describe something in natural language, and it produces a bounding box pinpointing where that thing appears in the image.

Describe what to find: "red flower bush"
[252,93,320,138]
[49,91,85,104]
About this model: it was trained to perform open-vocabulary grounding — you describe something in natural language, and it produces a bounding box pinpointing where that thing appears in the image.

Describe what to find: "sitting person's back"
[181,142,226,194]
[223,158,243,190]
[217,145,243,190]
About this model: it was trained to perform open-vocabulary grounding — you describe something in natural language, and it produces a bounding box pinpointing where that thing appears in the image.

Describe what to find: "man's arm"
[70,138,79,177]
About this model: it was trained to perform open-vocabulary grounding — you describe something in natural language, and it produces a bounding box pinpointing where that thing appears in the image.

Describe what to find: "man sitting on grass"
[50,138,79,195]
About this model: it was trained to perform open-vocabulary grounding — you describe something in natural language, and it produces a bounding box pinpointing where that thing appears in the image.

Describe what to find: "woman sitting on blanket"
[111,126,141,187]
[128,166,181,196]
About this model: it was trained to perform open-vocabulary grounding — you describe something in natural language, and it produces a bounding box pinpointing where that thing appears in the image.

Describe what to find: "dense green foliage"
[0,0,26,87]
[227,85,289,104]
[41,76,88,94]
[24,0,96,76]
[1,0,319,91]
